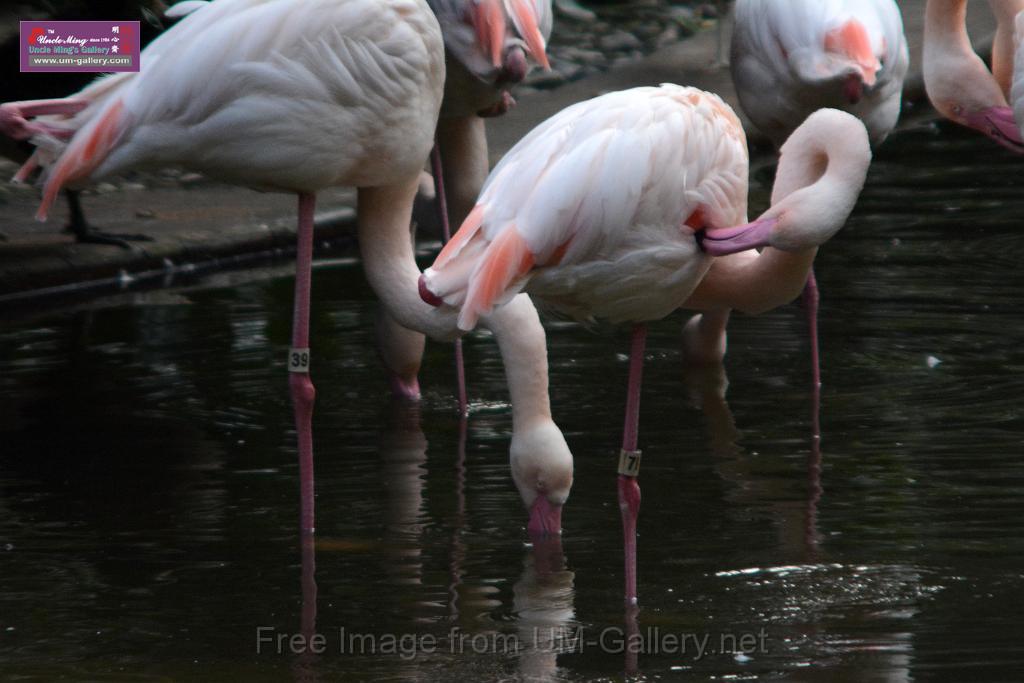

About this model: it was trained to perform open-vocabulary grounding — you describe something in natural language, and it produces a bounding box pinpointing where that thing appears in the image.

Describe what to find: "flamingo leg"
[65,190,153,249]
[803,269,821,392]
[715,0,731,66]
[291,192,317,534]
[431,144,469,416]
[619,323,646,606]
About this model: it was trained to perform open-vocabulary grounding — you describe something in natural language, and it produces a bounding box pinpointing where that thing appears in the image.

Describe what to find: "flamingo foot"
[64,191,152,250]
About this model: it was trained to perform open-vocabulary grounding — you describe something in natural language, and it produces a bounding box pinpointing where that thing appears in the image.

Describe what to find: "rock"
[656,24,681,46]
[554,0,597,22]
[525,69,566,89]
[560,46,606,66]
[598,30,643,52]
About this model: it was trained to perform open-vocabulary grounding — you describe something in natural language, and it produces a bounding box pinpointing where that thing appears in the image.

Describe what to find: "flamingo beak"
[471,0,507,68]
[965,107,1024,153]
[418,273,444,307]
[498,46,529,85]
[697,217,780,256]
[843,73,865,104]
[527,496,563,536]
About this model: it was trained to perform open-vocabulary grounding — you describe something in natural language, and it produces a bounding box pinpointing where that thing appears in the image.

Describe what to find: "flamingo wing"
[37,0,442,217]
[424,85,749,331]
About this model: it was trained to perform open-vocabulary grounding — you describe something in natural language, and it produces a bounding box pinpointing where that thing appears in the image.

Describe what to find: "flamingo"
[373,0,554,405]
[923,0,1024,152]
[727,0,906,394]
[0,0,169,247]
[1,0,446,536]
[731,0,908,148]
[4,0,574,538]
[419,85,872,604]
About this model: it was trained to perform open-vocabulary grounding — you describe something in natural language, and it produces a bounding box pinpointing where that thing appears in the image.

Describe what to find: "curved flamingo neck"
[924,0,970,47]
[357,181,554,430]
[685,113,866,315]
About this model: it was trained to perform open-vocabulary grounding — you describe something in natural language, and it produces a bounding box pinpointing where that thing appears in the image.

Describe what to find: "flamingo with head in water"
[419,85,872,604]
[2,0,575,542]
[923,0,1024,152]
[372,0,554,407]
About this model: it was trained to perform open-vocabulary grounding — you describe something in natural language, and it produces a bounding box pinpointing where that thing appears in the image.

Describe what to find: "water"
[3,121,1024,681]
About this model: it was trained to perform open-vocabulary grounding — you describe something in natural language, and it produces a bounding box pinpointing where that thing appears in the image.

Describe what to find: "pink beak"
[842,74,864,105]
[527,496,562,536]
[965,106,1024,153]
[698,216,779,256]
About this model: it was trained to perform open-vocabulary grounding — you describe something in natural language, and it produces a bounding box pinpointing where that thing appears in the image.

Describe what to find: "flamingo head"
[699,109,872,255]
[511,418,573,538]
[924,18,1024,153]
[960,106,1024,152]
[823,19,881,104]
[449,0,551,83]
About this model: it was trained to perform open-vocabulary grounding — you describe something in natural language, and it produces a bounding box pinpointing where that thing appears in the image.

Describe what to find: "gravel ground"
[524,1,725,91]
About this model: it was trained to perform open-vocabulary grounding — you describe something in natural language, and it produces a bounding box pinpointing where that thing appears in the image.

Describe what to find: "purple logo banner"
[20,21,140,73]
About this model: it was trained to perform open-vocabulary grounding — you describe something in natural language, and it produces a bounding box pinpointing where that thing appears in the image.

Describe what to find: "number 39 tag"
[288,347,311,373]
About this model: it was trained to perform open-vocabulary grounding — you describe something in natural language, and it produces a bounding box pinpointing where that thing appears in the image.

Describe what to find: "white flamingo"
[419,85,872,604]
[1,0,574,540]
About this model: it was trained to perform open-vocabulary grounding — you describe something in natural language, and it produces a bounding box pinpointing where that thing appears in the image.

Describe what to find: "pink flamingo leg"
[619,324,646,606]
[291,193,317,534]
[431,144,469,416]
[803,268,821,392]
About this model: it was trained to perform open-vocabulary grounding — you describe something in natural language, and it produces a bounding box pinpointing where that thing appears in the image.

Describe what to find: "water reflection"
[513,537,576,682]
[682,348,916,682]
[5,121,1024,679]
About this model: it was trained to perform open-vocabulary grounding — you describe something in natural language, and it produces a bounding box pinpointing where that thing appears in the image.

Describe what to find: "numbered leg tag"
[288,347,311,373]
[618,449,642,477]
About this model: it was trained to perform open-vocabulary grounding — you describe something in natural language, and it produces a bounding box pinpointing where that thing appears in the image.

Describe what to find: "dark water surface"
[3,122,1024,681]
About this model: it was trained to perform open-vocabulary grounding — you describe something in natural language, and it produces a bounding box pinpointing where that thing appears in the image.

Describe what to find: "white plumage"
[423,84,750,329]
[19,0,444,214]
[731,0,908,146]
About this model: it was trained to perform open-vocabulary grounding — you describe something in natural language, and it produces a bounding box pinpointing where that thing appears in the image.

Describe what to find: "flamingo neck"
[923,0,970,49]
[685,111,867,315]
[987,0,1024,96]
[684,247,818,316]
[358,182,461,341]
[357,181,554,430]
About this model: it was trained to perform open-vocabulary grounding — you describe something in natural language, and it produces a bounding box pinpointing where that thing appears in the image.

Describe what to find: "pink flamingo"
[731,0,909,148]
[420,85,872,604]
[2,0,448,534]
[728,0,907,390]
[4,0,574,539]
[375,0,554,405]
[923,0,1024,152]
